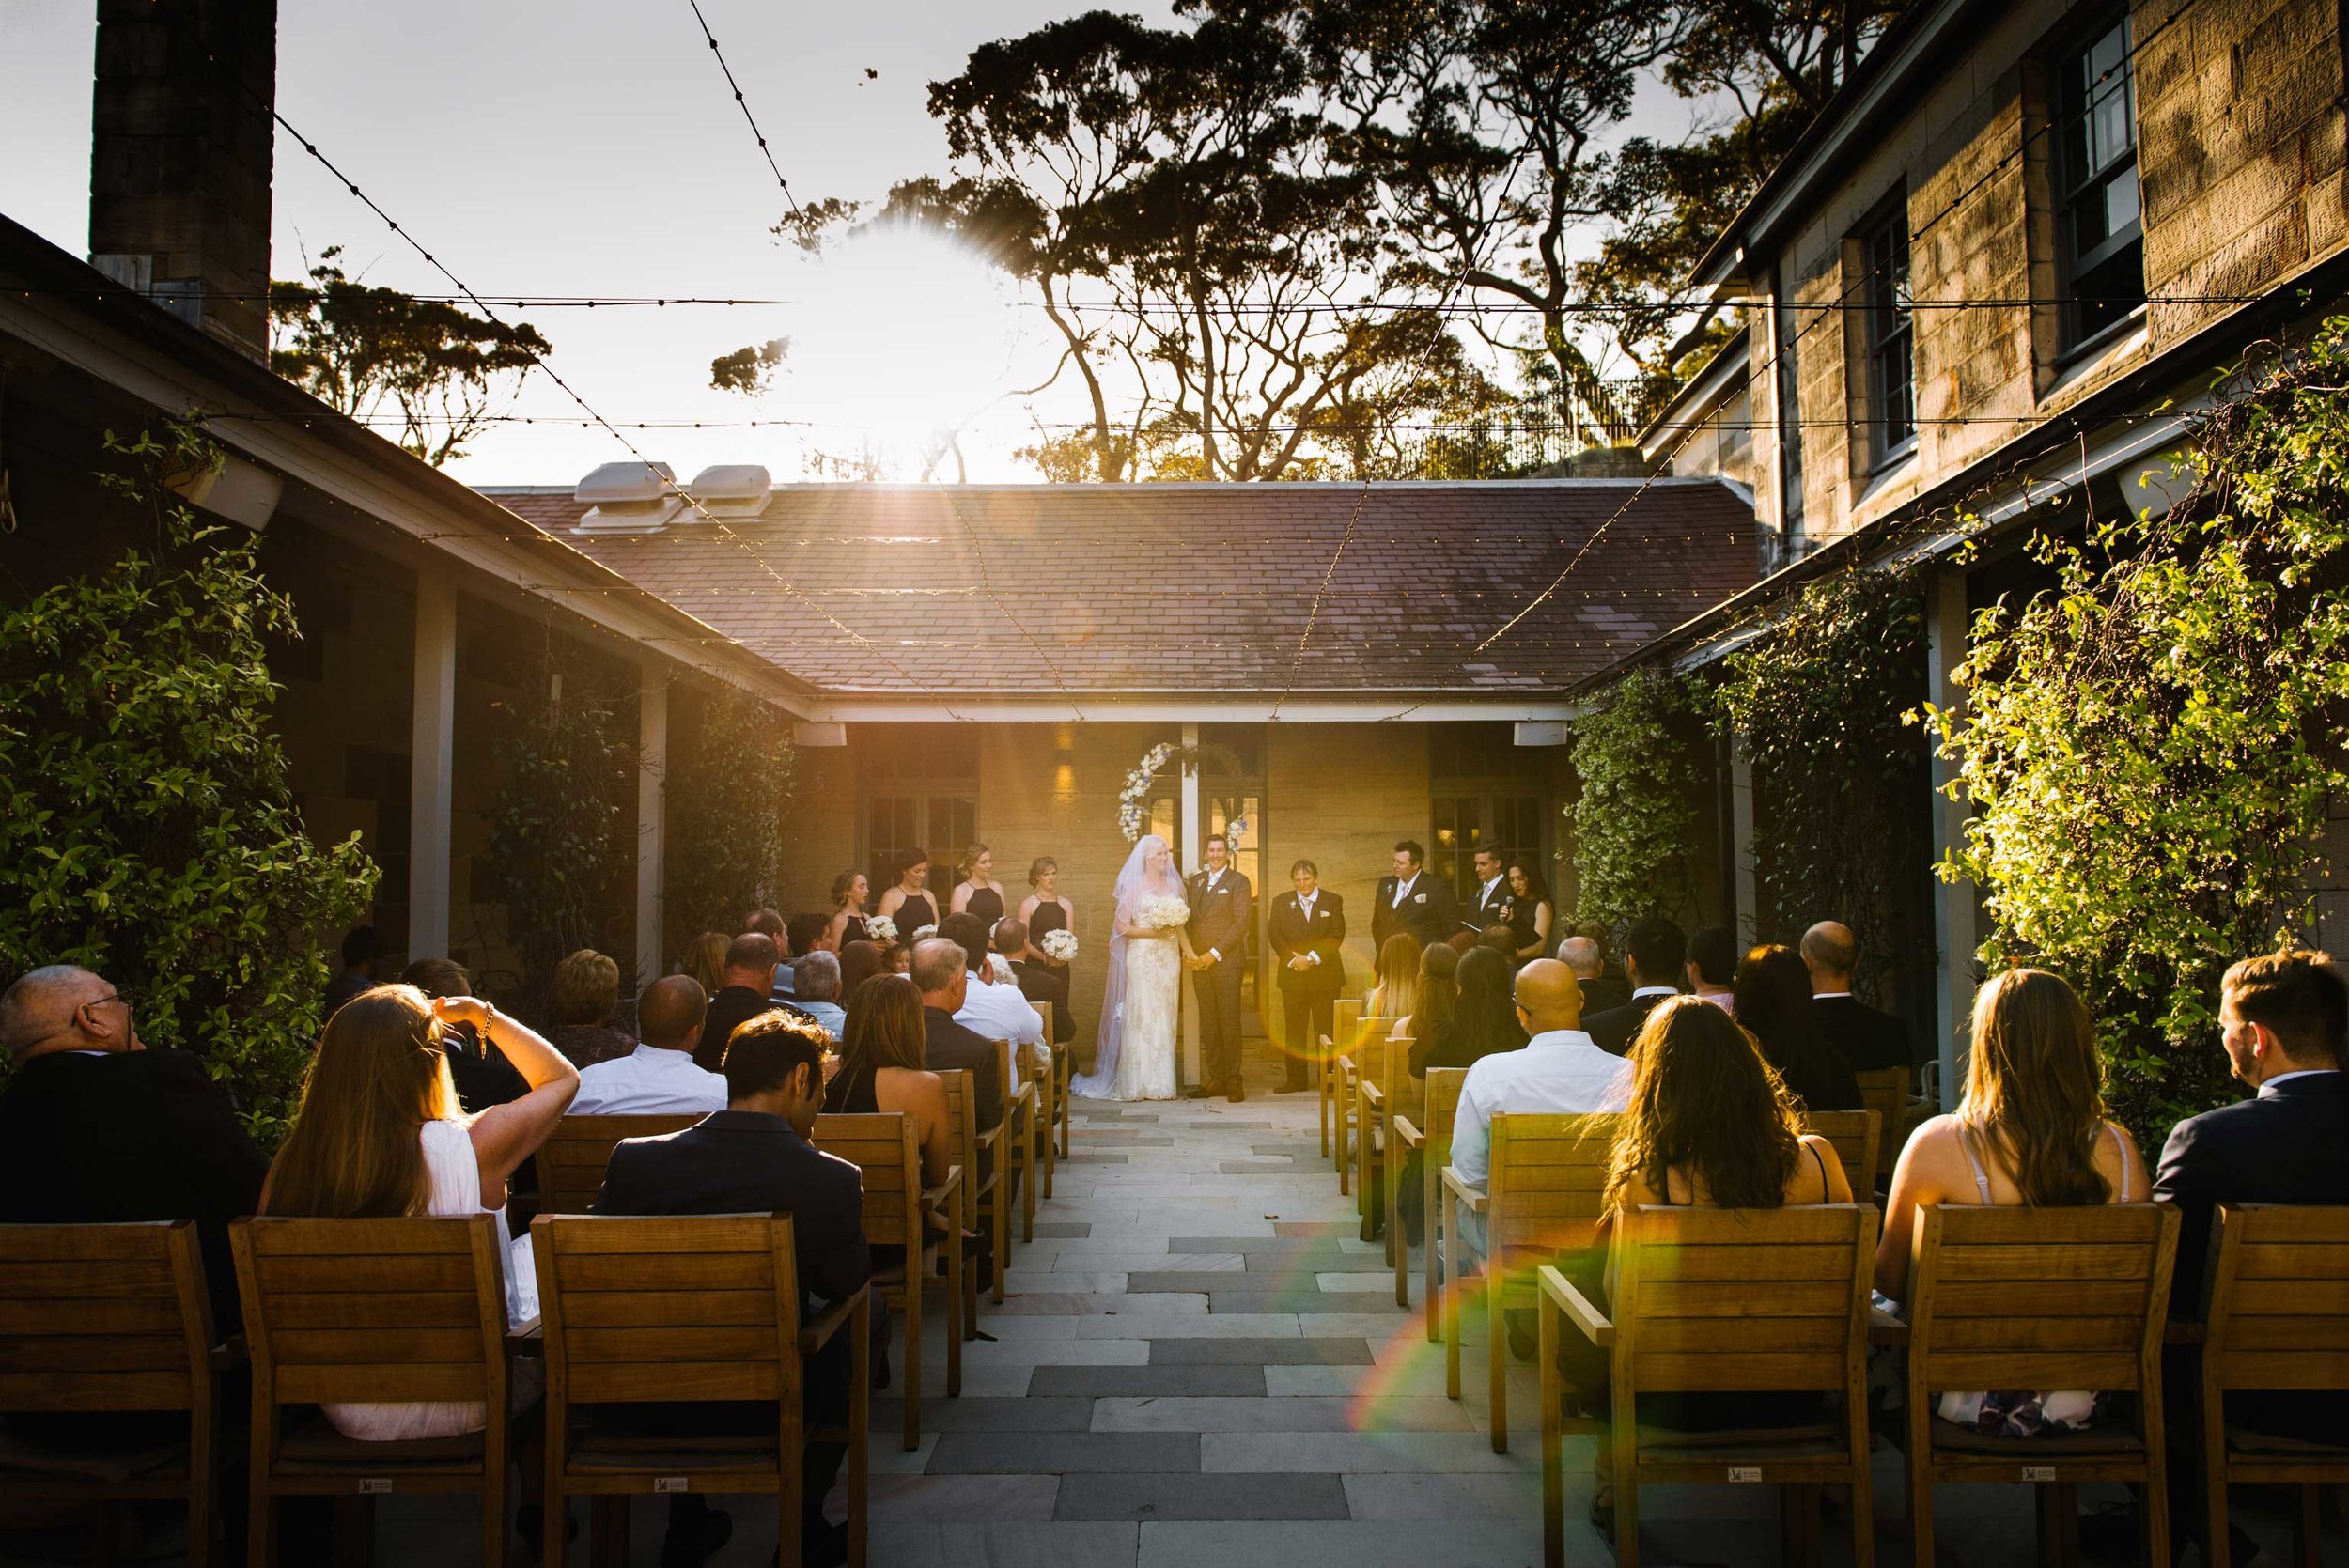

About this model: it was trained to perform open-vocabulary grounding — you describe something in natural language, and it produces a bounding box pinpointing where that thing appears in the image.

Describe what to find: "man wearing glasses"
[0,965,269,1336]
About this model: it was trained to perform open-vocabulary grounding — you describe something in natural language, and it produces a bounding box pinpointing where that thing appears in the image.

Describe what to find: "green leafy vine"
[1567,667,1703,930]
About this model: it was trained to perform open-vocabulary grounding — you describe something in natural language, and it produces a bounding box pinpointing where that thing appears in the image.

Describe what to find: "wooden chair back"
[535,1213,801,1408]
[539,1114,704,1214]
[2201,1203,2349,1393]
[1333,998,1363,1050]
[1797,1110,1881,1201]
[1853,1068,1908,1181]
[815,1113,922,1252]
[1487,1113,1618,1257]
[1612,1203,1876,1396]
[1420,1068,1469,1165]
[0,1219,215,1418]
[1906,1203,2178,1403]
[937,1069,985,1234]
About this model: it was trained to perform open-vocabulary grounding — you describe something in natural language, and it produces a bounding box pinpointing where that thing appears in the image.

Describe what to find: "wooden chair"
[814,1112,964,1450]
[1898,1203,2179,1568]
[1393,1066,1468,1327]
[1005,1037,1041,1244]
[1034,1001,1059,1200]
[1539,1204,1879,1568]
[537,1114,703,1214]
[2193,1203,2349,1568]
[232,1215,521,1568]
[1853,1068,1909,1187]
[1053,1017,1075,1164]
[1334,1012,1396,1198]
[938,1065,1003,1322]
[532,1213,869,1568]
[0,1221,227,1568]
[1328,998,1361,1168]
[1797,1109,1881,1203]
[1354,1031,1411,1261]
[1442,1112,1617,1452]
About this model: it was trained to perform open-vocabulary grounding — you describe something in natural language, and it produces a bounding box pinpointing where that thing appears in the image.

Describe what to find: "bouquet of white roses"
[911,924,939,943]
[863,915,898,944]
[1039,928,1079,962]
[1136,895,1191,931]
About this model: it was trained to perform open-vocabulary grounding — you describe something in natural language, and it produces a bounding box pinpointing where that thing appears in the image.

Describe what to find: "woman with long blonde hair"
[1366,932,1423,1024]
[263,985,576,1441]
[680,930,730,995]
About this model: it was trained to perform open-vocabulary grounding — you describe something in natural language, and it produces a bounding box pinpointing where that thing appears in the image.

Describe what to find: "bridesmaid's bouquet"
[1040,928,1079,962]
[1136,896,1191,931]
[911,924,939,943]
[863,915,897,944]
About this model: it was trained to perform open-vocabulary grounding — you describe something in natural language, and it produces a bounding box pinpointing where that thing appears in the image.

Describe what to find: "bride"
[1073,834,1198,1101]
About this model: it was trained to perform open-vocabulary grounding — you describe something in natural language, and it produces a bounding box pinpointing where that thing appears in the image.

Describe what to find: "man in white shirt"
[570,974,728,1116]
[940,913,1044,1094]
[1450,960,1632,1258]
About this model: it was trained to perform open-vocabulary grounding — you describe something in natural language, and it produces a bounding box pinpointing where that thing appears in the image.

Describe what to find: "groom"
[1184,832,1253,1102]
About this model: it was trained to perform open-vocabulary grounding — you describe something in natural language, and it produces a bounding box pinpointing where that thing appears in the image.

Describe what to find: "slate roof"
[485,480,1760,700]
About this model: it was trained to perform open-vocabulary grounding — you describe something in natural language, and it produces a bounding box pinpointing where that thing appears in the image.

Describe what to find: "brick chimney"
[88,0,278,361]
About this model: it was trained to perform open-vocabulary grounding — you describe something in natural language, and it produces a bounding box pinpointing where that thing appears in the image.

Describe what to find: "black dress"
[965,885,1006,925]
[893,892,938,933]
[841,911,871,944]
[1030,898,1069,950]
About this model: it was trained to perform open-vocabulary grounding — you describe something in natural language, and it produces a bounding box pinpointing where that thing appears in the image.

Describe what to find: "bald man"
[1799,921,1912,1073]
[1555,935,1628,1015]
[570,973,728,1115]
[1448,960,1633,1257]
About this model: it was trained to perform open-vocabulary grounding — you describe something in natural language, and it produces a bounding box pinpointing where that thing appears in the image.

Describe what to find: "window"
[1431,723,1549,904]
[1773,262,1805,536]
[860,724,977,894]
[2055,12,2144,353]
[1863,206,1915,465]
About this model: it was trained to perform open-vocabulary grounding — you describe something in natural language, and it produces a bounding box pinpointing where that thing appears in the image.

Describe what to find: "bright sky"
[2,0,1697,486]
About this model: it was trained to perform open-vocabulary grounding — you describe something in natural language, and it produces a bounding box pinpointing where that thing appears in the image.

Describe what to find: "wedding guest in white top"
[1451,959,1633,1255]
[262,984,577,1442]
[1684,924,1738,1016]
[792,952,848,1040]
[940,912,1045,1089]
[569,974,727,1116]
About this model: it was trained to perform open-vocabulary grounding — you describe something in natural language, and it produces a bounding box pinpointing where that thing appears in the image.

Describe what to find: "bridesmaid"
[1019,856,1076,971]
[950,843,1007,925]
[875,846,938,935]
[825,869,871,951]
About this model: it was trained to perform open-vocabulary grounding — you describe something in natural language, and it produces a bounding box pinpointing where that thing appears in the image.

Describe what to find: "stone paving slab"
[1090,1396,1475,1433]
[1028,1221,1094,1237]
[988,1312,1304,1340]
[1134,1518,1543,1568]
[871,1520,1142,1566]
[1217,1159,1297,1173]
[865,1473,1064,1521]
[871,1396,1097,1432]
[993,1290,1209,1316]
[1338,1472,1549,1520]
[1149,1337,1372,1366]
[1055,1470,1349,1522]
[930,1431,1200,1474]
[1204,1290,1408,1314]
[1202,1432,1529,1473]
[1026,1363,1268,1398]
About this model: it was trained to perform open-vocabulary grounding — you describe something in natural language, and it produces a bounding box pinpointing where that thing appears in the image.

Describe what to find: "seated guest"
[1800,920,1912,1072]
[839,940,887,998]
[781,912,833,1002]
[2155,948,2349,1439]
[1876,968,2145,1436]
[912,937,1006,1143]
[1581,917,1686,1057]
[940,912,1044,1091]
[1734,944,1860,1113]
[403,957,528,1112]
[1558,934,1630,1016]
[1479,924,1518,961]
[323,924,382,1020]
[1451,960,1634,1261]
[0,965,269,1338]
[546,947,636,1068]
[1366,932,1423,1023]
[594,1011,869,1568]
[681,931,729,995]
[264,985,577,1438]
[996,916,1074,1046]
[1411,945,1530,1077]
[1395,940,1459,1048]
[570,974,726,1116]
[823,973,952,1189]
[793,952,848,1039]
[1684,924,1737,1014]
[693,933,812,1072]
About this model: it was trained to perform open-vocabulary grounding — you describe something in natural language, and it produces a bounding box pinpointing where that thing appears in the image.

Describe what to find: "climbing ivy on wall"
[664,685,797,943]
[1567,667,1702,931]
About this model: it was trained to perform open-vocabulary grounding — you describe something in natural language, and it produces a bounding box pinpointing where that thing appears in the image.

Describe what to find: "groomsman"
[1372,840,1460,952]
[1463,846,1512,939]
[1268,860,1346,1093]
[1185,833,1253,1102]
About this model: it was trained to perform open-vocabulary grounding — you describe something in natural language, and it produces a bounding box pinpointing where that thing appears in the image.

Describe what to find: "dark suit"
[1008,960,1074,1045]
[1268,889,1346,1088]
[1373,873,1460,952]
[1583,988,1679,1057]
[694,984,816,1072]
[0,1048,270,1336]
[2155,1071,2349,1441]
[1189,867,1253,1090]
[1465,877,1512,937]
[1812,994,1913,1074]
[593,1110,872,1536]
[1575,972,1631,1016]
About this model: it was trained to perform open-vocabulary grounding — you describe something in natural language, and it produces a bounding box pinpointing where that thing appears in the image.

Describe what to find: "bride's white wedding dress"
[1073,832,1184,1102]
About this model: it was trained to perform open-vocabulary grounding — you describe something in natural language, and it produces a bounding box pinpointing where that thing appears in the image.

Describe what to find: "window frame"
[2052,8,2145,360]
[1860,199,1916,470]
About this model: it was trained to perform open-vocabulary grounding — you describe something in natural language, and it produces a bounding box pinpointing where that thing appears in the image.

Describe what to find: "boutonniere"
[1413,893,1427,903]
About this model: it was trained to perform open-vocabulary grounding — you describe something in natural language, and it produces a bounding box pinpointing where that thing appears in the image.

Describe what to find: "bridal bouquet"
[1135,895,1190,931]
[911,924,939,943]
[863,915,898,944]
[1039,928,1079,962]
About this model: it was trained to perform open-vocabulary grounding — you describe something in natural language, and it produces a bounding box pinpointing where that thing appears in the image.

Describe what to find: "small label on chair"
[1727,1467,1762,1483]
[359,1479,393,1495]
[2021,1466,2055,1483]
[654,1477,689,1494]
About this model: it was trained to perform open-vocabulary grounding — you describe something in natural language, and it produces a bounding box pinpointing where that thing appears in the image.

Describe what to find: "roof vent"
[571,460,679,535]
[680,464,771,521]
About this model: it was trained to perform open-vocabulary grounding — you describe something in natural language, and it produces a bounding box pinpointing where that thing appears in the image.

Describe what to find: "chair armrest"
[1539,1265,1613,1349]
[976,1123,1003,1151]
[1867,1305,1908,1348]
[1439,1165,1489,1214]
[922,1165,964,1214]
[506,1317,544,1355]
[1361,1082,1385,1110]
[799,1285,867,1354]
[1392,1116,1423,1150]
